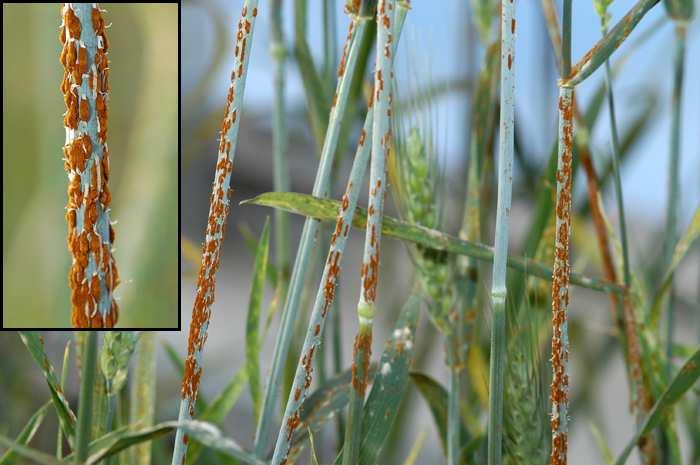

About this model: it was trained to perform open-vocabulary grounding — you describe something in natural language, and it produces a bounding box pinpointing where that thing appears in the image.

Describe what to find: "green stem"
[75,332,97,464]
[270,0,291,302]
[664,23,686,366]
[487,2,516,464]
[130,332,156,465]
[57,341,71,459]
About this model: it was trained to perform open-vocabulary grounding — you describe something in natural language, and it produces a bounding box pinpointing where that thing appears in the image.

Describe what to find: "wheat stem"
[549,3,572,464]
[270,0,291,302]
[253,4,375,455]
[173,2,259,463]
[487,2,516,464]
[343,2,404,464]
[269,92,374,465]
[61,3,119,328]
[130,332,156,465]
[75,331,97,464]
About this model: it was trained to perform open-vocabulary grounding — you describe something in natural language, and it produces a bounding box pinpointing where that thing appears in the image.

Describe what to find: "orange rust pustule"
[337,22,354,78]
[351,330,372,396]
[179,2,255,408]
[550,91,574,465]
[62,4,118,329]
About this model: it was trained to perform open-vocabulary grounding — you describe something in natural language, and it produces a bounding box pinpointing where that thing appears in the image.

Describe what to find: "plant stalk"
[549,4,573,463]
[172,2,259,463]
[487,1,516,464]
[75,331,97,464]
[269,103,374,465]
[343,1,400,463]
[61,3,119,328]
[270,0,291,303]
[130,332,156,465]
[253,4,377,455]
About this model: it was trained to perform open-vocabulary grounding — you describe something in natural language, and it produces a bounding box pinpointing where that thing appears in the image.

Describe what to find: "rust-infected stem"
[549,85,573,465]
[343,1,399,463]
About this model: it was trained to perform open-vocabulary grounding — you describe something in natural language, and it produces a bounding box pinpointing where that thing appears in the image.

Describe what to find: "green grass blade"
[86,421,261,465]
[0,401,51,465]
[293,0,331,148]
[564,0,660,86]
[18,332,77,445]
[200,370,248,425]
[410,372,450,453]
[589,422,614,465]
[57,340,71,459]
[650,206,700,327]
[0,436,65,465]
[357,294,421,465]
[246,219,270,422]
[243,192,623,294]
[129,332,156,465]
[76,332,98,463]
[614,349,700,465]
[270,0,291,301]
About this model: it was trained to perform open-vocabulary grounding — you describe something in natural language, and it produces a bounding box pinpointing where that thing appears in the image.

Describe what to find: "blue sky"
[183,0,699,225]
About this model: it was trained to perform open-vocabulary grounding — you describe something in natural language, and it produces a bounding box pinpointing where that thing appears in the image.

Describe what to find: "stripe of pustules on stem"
[344,2,395,462]
[355,0,394,392]
[549,86,573,465]
[173,3,259,464]
[270,109,373,465]
[61,3,118,328]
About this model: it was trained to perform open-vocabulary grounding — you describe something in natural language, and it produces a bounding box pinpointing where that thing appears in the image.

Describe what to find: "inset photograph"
[2,3,178,329]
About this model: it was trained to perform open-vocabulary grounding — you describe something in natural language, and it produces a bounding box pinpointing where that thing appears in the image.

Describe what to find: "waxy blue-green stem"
[270,96,374,465]
[343,1,404,464]
[270,0,290,301]
[254,6,374,456]
[487,1,516,465]
[172,2,259,464]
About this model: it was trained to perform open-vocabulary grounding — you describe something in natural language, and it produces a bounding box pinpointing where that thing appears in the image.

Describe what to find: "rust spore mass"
[61,4,118,328]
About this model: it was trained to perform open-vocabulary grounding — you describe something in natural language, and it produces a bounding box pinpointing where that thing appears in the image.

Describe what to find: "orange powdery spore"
[179,4,257,421]
[337,21,355,78]
[550,89,573,465]
[61,4,118,328]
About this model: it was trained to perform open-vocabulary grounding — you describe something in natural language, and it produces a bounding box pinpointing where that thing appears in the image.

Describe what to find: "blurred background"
[2,3,178,328]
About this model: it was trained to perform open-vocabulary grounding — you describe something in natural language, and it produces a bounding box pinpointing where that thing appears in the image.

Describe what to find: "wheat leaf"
[358,294,421,465]
[18,332,77,445]
[410,372,450,453]
[650,206,700,326]
[243,192,623,294]
[246,218,270,422]
[0,401,51,465]
[614,349,700,465]
[0,436,65,465]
